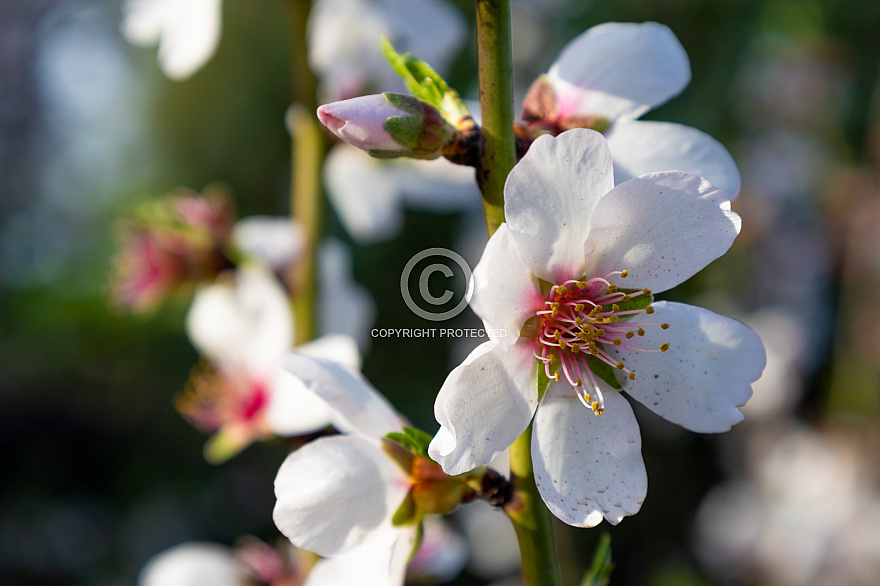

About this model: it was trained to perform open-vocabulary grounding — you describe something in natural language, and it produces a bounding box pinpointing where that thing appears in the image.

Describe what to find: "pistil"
[535,270,669,415]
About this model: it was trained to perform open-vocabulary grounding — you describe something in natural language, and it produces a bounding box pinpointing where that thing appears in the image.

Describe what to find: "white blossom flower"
[231,216,304,273]
[121,0,223,81]
[694,423,880,585]
[428,129,765,527]
[324,144,479,242]
[138,542,239,586]
[138,538,310,586]
[308,0,465,100]
[525,22,741,199]
[274,355,471,586]
[181,265,361,462]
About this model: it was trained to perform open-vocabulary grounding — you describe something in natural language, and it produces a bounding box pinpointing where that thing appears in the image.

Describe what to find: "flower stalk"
[507,424,564,586]
[475,0,516,235]
[475,0,562,583]
[287,0,324,345]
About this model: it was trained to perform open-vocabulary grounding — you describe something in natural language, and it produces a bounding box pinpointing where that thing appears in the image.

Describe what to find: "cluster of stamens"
[534,270,669,415]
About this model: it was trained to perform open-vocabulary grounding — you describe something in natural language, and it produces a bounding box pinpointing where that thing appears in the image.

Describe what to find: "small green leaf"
[585,353,621,390]
[402,427,433,459]
[537,368,552,401]
[391,489,418,527]
[384,427,433,459]
[384,115,422,148]
[380,37,470,124]
[381,37,448,109]
[580,532,614,586]
[614,288,653,313]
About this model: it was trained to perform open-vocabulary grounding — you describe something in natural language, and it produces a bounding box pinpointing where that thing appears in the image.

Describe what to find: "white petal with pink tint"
[505,129,613,283]
[547,22,690,121]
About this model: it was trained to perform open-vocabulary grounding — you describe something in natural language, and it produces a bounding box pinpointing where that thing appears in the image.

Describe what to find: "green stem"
[475,0,516,235]
[474,2,561,581]
[287,0,324,345]
[506,424,563,586]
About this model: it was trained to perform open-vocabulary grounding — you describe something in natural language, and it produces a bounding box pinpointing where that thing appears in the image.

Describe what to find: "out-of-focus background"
[2,0,880,584]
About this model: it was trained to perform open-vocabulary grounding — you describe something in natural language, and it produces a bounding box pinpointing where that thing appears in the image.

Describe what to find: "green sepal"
[537,369,552,401]
[381,37,470,124]
[579,531,614,586]
[384,426,433,460]
[391,489,419,527]
[613,288,654,313]
[585,353,621,390]
[384,115,422,149]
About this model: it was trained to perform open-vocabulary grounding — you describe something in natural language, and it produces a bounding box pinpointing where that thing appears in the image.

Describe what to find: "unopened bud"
[317,93,455,160]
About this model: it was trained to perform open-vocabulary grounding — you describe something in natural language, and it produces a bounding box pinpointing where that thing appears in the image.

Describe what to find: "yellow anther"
[620,270,628,278]
[596,329,605,337]
[584,393,592,403]
[627,372,635,381]
[576,377,583,387]
[575,317,583,326]
[591,401,604,415]
[575,303,584,312]
[589,344,598,355]
[555,285,567,295]
[571,343,580,353]
[560,340,568,351]
[611,304,620,312]
[554,330,561,340]
[577,281,587,288]
[642,288,651,296]
[625,331,635,339]
[645,306,655,314]
[613,338,622,346]
[553,372,560,381]
[607,284,618,293]
[622,294,631,301]
[660,343,670,352]
[661,323,670,330]
[637,327,645,336]
[609,316,619,323]
[616,361,625,370]
[548,353,557,363]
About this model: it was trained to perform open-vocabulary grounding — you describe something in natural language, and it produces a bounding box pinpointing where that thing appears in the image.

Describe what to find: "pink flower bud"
[317,93,455,159]
[318,94,405,152]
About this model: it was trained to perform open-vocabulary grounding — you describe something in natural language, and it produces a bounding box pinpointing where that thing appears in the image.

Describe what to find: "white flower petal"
[583,171,740,294]
[396,158,481,212]
[607,302,765,432]
[308,0,464,99]
[505,129,613,283]
[324,145,404,243]
[264,370,333,437]
[122,0,223,81]
[547,22,690,121]
[282,353,404,439]
[305,527,414,586]
[606,120,742,200]
[231,216,304,270]
[185,267,291,374]
[296,333,362,373]
[469,223,543,347]
[138,542,238,586]
[429,339,539,475]
[273,435,408,557]
[532,384,646,527]
[317,238,376,350]
[383,0,466,77]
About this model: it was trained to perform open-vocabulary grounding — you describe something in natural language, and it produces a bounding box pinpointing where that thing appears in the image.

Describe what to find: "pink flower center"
[534,269,669,415]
